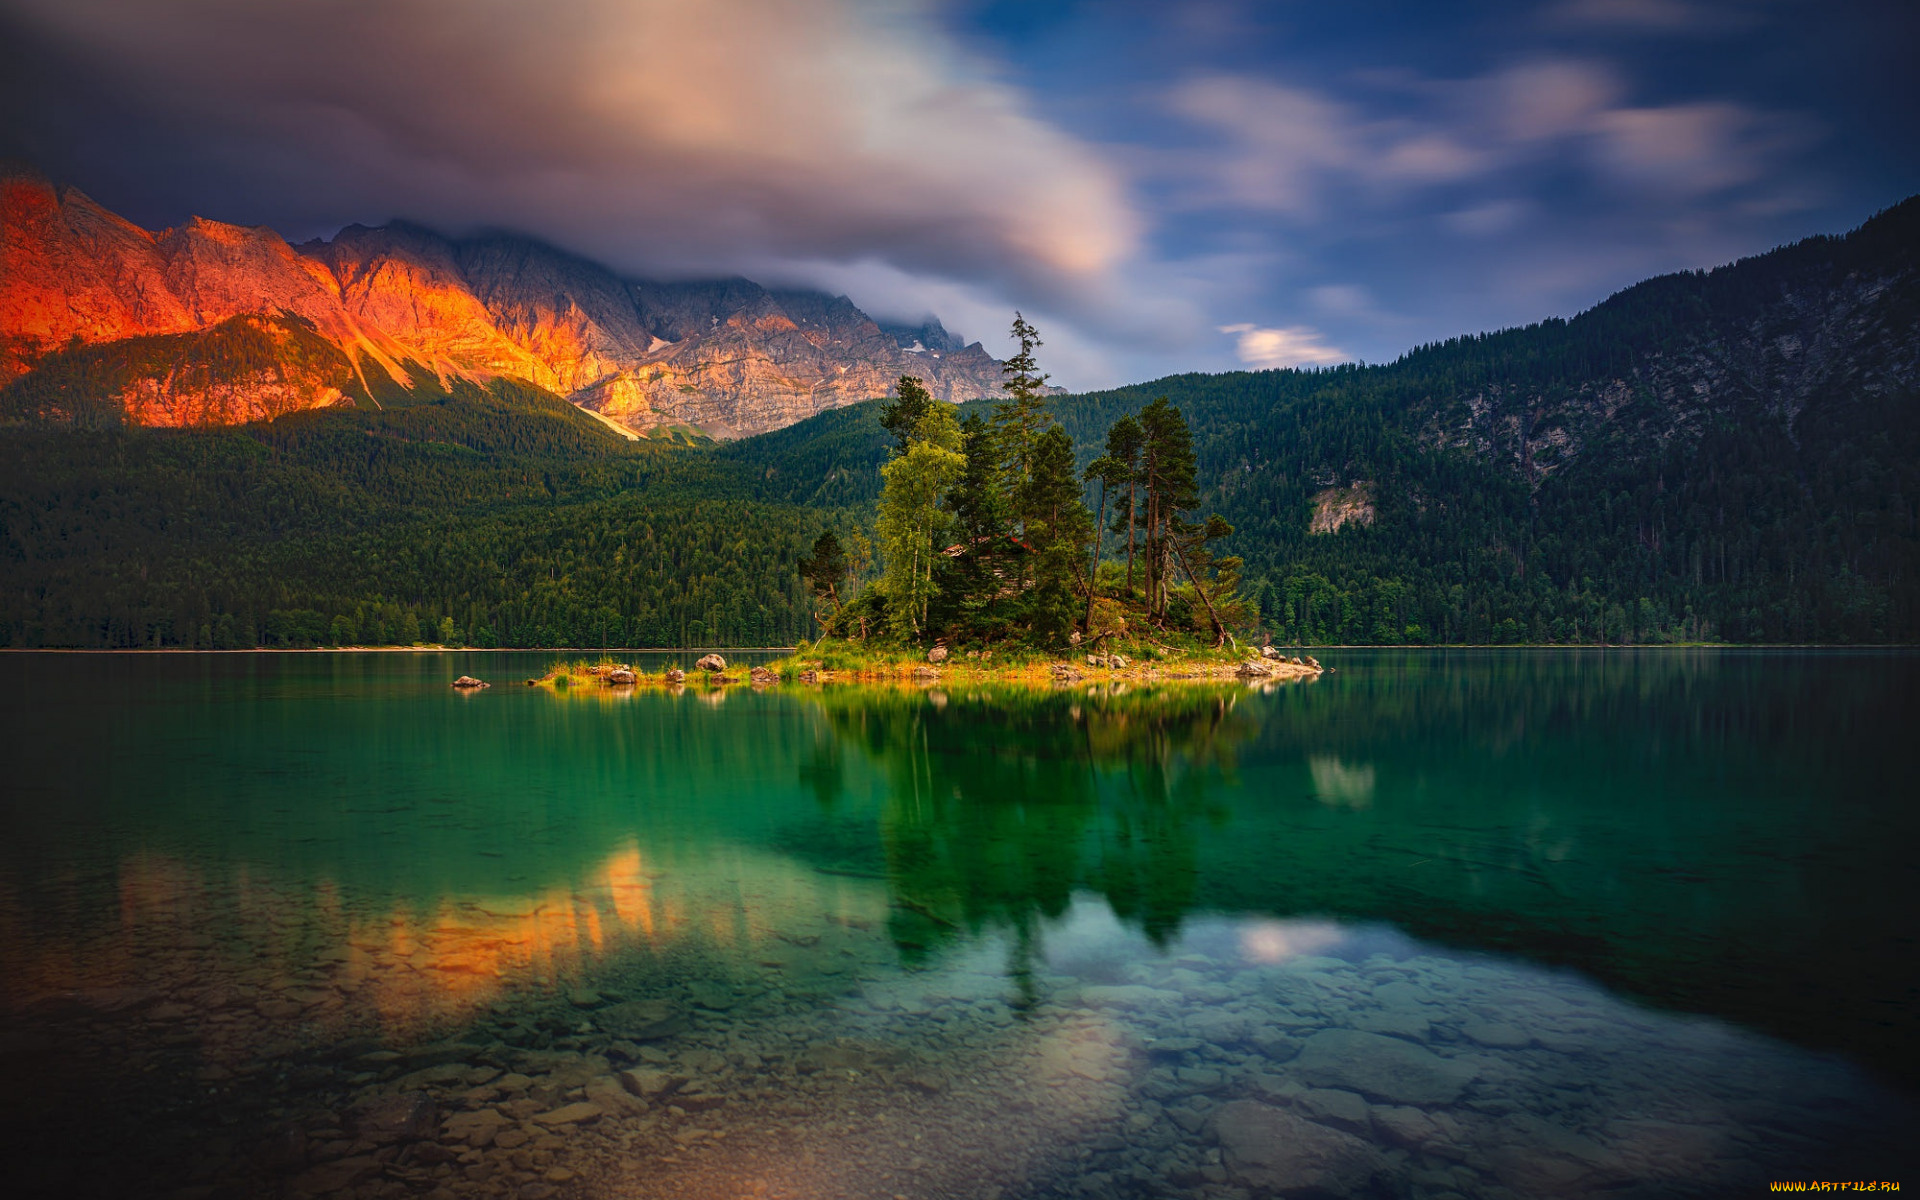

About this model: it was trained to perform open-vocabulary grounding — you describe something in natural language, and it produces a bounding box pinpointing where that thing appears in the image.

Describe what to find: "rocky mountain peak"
[0,181,1012,435]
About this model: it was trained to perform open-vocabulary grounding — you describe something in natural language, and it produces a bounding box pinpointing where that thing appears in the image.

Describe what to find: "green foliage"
[0,381,826,649]
[875,404,966,638]
[992,312,1053,496]
[2,199,1915,647]
[878,375,935,453]
[798,530,849,615]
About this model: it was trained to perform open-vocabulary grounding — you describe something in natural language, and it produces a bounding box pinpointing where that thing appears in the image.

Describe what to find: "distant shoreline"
[0,645,801,654]
[5,643,1916,654]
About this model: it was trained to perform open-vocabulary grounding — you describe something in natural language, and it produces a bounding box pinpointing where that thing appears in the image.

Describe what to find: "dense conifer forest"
[1,199,1914,648]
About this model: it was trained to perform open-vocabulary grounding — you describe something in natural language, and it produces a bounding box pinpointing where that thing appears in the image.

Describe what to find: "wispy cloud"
[1219,323,1347,368]
[1540,0,1748,34]
[1167,57,1813,219]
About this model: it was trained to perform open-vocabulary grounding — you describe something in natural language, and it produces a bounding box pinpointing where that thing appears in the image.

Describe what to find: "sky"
[1,0,1914,389]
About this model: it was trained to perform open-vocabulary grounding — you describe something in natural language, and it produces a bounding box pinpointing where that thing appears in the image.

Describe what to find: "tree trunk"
[1086,483,1107,629]
[1171,535,1227,648]
[1145,486,1159,622]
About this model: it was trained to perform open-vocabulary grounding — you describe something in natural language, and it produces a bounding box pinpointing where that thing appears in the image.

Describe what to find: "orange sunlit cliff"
[0,164,1009,437]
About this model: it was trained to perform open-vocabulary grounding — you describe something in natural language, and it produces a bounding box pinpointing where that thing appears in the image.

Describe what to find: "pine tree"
[934,412,1011,631]
[799,529,849,619]
[879,375,935,453]
[1135,398,1198,624]
[1096,412,1144,592]
[1017,426,1095,644]
[1083,450,1128,626]
[1168,513,1243,647]
[992,313,1052,503]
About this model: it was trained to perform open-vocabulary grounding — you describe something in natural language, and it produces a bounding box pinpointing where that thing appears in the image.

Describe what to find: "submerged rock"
[1210,1100,1385,1195]
[618,1067,687,1099]
[451,676,488,689]
[534,1101,603,1126]
[596,998,686,1041]
[350,1091,438,1144]
[1293,1029,1476,1105]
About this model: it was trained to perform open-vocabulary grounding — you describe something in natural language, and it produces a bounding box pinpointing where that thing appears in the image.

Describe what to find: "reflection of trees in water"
[805,686,1259,979]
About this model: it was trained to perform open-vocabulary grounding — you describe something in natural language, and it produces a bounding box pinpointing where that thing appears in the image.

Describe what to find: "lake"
[0,649,1913,1198]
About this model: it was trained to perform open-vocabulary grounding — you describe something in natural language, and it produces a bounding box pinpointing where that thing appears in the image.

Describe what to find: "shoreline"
[4,643,1915,655]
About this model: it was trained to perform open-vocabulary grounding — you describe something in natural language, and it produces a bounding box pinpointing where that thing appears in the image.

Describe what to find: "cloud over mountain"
[1,0,1140,309]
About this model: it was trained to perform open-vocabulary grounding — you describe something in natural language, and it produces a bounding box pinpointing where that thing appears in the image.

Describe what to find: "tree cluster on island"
[798,317,1251,657]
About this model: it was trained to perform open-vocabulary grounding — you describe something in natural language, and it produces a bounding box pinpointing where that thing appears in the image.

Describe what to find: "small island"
[525,644,1322,691]
[516,318,1332,693]
[520,318,1330,693]
[771,318,1323,685]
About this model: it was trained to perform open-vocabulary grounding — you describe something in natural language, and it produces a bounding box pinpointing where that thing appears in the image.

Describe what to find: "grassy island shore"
[523,638,1325,691]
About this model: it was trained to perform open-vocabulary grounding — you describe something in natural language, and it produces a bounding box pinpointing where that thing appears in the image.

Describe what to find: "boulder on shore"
[452,676,488,689]
[665,668,686,684]
[606,669,637,685]
[749,666,779,685]
[695,653,727,673]
[926,645,949,664]
[1236,660,1274,677]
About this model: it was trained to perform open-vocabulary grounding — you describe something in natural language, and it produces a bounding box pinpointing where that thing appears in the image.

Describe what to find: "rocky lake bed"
[7,893,1908,1200]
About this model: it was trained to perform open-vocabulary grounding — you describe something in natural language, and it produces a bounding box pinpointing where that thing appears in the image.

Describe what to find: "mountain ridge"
[0,164,1010,438]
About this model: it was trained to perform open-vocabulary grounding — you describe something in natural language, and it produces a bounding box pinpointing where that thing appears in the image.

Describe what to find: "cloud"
[1167,77,1356,216]
[1219,323,1347,368]
[1443,199,1529,236]
[1168,58,1814,219]
[1494,60,1623,141]
[1591,102,1812,195]
[1,0,1143,313]
[1540,0,1739,34]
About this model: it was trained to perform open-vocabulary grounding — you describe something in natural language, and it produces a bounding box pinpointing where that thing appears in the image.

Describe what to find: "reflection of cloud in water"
[1310,754,1376,808]
[1238,917,1344,964]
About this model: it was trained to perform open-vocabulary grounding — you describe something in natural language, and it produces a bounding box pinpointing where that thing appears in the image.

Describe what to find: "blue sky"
[3,0,1914,388]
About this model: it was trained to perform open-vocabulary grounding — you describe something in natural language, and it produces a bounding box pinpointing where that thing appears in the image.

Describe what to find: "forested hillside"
[1050,195,1919,644]
[0,199,1914,648]
[0,380,829,648]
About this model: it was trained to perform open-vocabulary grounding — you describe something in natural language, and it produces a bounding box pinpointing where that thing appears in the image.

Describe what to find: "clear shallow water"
[0,649,1913,1198]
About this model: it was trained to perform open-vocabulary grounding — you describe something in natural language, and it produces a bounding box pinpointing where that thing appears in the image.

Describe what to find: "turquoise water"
[0,649,1913,1198]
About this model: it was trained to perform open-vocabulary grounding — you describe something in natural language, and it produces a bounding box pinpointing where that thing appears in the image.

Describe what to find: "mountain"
[0,164,1009,438]
[1051,195,1920,644]
[722,195,1920,644]
[0,193,1913,650]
